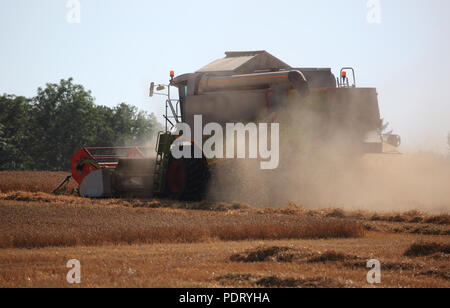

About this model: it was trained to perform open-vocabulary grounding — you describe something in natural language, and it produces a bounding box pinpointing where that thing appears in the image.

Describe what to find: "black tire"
[166,148,209,201]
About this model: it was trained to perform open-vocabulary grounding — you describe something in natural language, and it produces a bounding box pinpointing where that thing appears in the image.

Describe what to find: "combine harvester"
[66,51,400,200]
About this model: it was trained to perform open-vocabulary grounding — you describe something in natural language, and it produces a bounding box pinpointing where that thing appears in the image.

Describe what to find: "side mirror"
[149,82,155,97]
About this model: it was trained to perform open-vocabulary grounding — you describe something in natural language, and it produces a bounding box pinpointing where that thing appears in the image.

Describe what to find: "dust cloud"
[206,99,450,214]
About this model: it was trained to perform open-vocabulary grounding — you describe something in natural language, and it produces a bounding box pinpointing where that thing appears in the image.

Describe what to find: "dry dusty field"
[0,171,449,288]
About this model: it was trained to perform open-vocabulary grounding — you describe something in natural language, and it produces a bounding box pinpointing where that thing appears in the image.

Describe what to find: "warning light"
[342,71,347,78]
[170,70,175,78]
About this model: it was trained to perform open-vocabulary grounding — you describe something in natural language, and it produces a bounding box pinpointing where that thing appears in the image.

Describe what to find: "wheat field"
[0,171,448,288]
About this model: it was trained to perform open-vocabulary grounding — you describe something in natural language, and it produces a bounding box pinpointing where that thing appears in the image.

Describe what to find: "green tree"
[0,123,6,150]
[30,78,100,170]
[0,94,33,169]
[112,103,162,146]
[0,78,162,171]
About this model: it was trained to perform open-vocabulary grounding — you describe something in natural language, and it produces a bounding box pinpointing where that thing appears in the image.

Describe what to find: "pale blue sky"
[1,0,449,151]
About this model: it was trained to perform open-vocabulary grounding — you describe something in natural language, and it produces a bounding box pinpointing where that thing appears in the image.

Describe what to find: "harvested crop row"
[0,202,365,249]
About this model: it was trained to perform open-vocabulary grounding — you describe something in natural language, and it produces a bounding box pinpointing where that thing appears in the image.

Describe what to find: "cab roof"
[196,50,291,74]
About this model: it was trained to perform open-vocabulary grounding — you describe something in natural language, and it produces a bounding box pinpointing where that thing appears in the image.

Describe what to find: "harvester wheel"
[166,154,209,201]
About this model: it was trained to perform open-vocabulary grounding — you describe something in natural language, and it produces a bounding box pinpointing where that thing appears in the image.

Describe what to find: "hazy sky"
[1,0,449,152]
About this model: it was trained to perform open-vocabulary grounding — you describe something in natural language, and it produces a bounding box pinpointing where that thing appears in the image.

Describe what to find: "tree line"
[0,78,162,171]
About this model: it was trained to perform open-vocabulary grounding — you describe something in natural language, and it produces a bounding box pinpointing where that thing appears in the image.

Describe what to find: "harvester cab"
[147,74,204,199]
[68,50,401,200]
[149,71,182,131]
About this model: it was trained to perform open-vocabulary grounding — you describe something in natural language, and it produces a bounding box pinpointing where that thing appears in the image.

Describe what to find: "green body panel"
[152,132,177,195]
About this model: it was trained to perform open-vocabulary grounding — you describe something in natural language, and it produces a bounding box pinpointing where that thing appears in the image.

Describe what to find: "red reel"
[71,148,99,185]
